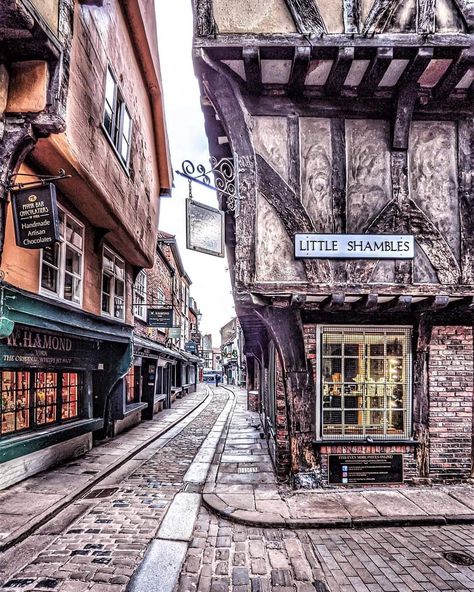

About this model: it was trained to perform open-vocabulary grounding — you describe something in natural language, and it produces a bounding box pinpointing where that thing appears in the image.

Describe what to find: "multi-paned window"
[134,271,147,320]
[103,67,133,167]
[101,247,125,320]
[1,370,82,436]
[41,208,84,305]
[125,366,139,405]
[319,326,411,440]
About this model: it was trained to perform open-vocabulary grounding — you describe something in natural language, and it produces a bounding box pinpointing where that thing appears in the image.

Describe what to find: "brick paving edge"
[202,493,474,530]
[0,390,212,553]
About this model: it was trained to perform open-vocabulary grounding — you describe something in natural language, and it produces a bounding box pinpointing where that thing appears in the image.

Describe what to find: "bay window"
[101,247,125,320]
[40,208,84,305]
[319,326,411,440]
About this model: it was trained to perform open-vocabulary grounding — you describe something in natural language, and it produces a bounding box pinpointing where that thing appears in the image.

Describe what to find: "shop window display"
[320,327,411,439]
[0,370,82,436]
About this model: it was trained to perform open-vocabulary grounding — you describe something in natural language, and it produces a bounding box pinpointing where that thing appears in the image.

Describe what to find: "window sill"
[123,402,148,417]
[313,439,418,447]
[154,393,167,403]
[40,289,83,310]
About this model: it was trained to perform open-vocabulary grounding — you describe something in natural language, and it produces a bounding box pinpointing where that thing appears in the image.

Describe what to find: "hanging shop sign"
[186,199,225,258]
[185,341,197,354]
[11,184,60,250]
[328,453,403,485]
[168,327,181,339]
[295,234,415,259]
[147,308,173,328]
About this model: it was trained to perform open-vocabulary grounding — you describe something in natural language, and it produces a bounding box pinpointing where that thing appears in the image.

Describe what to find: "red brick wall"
[274,352,291,481]
[428,326,473,481]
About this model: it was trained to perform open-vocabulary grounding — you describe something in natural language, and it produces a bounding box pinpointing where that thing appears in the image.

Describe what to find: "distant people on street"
[215,374,220,387]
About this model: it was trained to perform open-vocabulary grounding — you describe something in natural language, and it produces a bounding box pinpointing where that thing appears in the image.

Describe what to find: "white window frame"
[39,206,84,307]
[102,66,133,169]
[315,324,413,442]
[134,270,147,321]
[101,246,126,321]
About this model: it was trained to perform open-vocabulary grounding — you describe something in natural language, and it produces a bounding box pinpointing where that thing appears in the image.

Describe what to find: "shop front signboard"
[147,308,173,328]
[328,453,403,485]
[168,327,181,339]
[186,199,225,258]
[11,183,60,250]
[295,234,415,259]
[185,341,197,354]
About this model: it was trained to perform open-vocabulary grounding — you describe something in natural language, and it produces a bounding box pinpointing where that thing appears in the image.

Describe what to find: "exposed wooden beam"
[283,0,327,34]
[288,46,311,97]
[243,47,262,94]
[353,293,379,311]
[362,0,404,35]
[380,295,413,312]
[413,295,450,311]
[343,0,361,33]
[195,0,216,37]
[393,87,417,150]
[459,120,474,284]
[417,0,436,34]
[451,0,474,32]
[432,48,474,100]
[321,293,346,311]
[358,47,393,97]
[325,47,354,96]
[287,115,300,196]
[397,47,434,89]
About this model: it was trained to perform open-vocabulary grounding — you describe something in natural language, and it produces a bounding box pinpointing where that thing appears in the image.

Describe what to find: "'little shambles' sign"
[295,234,415,259]
[11,184,60,249]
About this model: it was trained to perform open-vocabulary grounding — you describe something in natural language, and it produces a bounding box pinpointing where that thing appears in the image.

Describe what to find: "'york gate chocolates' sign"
[295,234,414,259]
[12,184,60,249]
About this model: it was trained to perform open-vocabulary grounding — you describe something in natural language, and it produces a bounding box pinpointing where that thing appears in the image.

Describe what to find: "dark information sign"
[328,453,403,485]
[185,341,197,354]
[11,183,60,249]
[147,308,173,328]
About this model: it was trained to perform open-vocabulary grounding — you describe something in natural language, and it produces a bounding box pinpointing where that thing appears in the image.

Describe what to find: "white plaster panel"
[251,116,289,182]
[346,120,392,233]
[315,0,344,32]
[222,60,246,81]
[213,0,297,34]
[409,121,460,261]
[261,60,292,84]
[436,0,466,31]
[379,59,410,87]
[300,118,334,232]
[305,60,333,86]
[344,60,371,87]
[256,193,306,282]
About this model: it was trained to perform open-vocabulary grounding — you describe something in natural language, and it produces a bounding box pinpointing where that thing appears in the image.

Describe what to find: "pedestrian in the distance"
[215,374,220,387]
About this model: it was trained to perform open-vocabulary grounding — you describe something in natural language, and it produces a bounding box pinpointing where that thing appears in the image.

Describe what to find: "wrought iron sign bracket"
[176,157,238,214]
[6,169,72,193]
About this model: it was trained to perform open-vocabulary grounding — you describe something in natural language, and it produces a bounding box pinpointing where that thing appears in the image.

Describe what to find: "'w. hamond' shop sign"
[295,234,415,259]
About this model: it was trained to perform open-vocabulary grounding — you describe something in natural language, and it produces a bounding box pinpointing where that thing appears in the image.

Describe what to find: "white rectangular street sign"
[295,234,415,259]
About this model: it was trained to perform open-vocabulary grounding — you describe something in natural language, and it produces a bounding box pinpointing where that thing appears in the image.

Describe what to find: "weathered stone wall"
[428,326,473,481]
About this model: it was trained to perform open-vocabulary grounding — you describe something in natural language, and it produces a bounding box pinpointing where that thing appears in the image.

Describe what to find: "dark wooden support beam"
[413,295,450,311]
[321,293,346,311]
[343,0,361,33]
[325,47,354,96]
[362,0,404,35]
[283,0,327,34]
[459,120,474,284]
[412,316,432,479]
[451,0,474,32]
[287,115,300,197]
[288,46,311,97]
[353,293,379,311]
[417,0,436,34]
[397,47,433,90]
[78,0,103,5]
[432,48,474,100]
[291,293,307,308]
[243,47,262,95]
[195,0,216,36]
[381,295,413,312]
[358,47,393,97]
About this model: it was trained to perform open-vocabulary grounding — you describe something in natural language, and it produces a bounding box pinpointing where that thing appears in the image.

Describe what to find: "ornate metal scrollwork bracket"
[176,157,238,214]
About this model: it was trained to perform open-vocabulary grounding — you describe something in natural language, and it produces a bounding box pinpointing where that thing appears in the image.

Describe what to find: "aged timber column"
[256,305,318,488]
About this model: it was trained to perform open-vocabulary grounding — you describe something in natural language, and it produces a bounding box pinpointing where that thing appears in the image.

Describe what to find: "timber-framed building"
[192,0,474,486]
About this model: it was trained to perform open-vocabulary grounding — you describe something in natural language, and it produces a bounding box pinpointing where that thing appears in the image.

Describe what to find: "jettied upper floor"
[192,0,474,314]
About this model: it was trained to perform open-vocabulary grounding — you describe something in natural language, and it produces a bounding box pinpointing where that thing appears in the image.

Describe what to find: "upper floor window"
[103,67,132,167]
[101,247,125,320]
[134,271,147,321]
[40,208,84,305]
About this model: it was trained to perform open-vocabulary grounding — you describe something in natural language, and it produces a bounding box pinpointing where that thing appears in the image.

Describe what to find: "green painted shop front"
[0,284,132,489]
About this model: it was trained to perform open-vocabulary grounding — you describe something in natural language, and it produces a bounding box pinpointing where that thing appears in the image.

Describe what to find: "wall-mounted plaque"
[295,234,414,259]
[147,308,173,328]
[11,183,60,249]
[168,327,181,339]
[328,453,403,485]
[186,198,225,258]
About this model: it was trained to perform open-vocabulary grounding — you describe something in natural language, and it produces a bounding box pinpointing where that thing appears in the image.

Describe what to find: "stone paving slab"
[0,387,209,549]
[204,388,474,529]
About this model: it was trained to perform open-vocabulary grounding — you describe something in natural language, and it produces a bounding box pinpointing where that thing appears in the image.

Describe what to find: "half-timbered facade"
[192,0,474,486]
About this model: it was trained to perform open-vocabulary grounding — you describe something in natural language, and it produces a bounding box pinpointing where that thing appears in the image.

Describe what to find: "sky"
[155,0,234,346]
